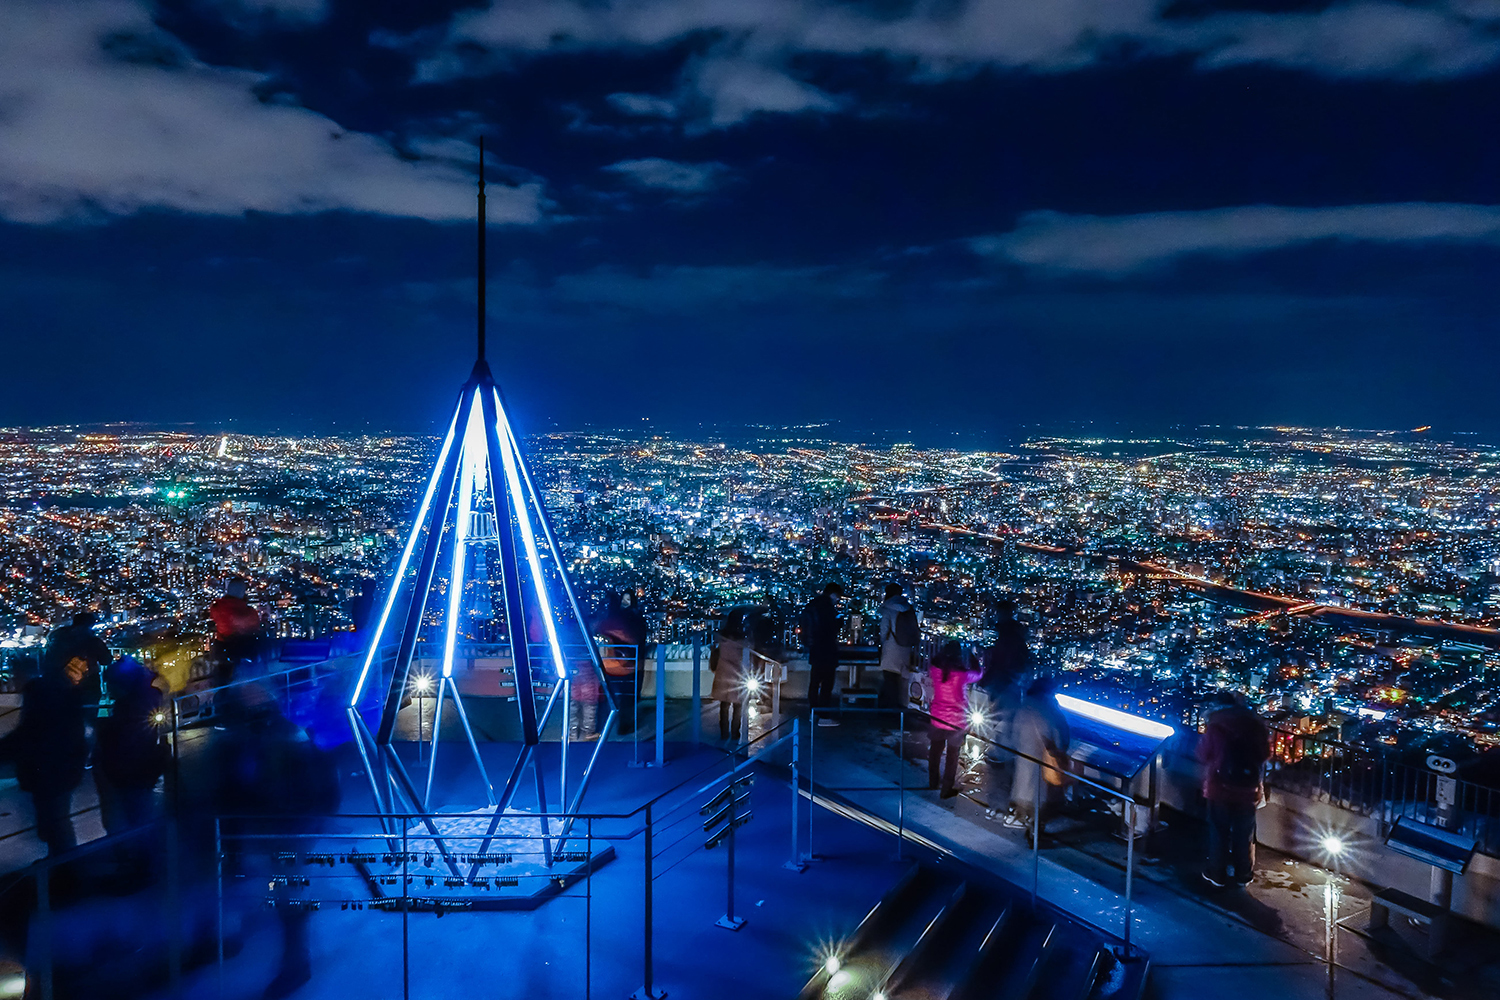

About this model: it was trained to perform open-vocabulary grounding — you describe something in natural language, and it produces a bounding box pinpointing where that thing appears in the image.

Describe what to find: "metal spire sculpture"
[346,138,616,872]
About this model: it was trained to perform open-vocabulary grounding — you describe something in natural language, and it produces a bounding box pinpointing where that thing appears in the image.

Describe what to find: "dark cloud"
[3,0,1499,436]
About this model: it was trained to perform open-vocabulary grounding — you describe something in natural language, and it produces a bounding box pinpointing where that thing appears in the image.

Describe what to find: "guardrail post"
[808,709,817,861]
[36,862,52,1000]
[633,803,664,998]
[1125,800,1136,955]
[1032,761,1042,904]
[741,646,753,748]
[896,709,905,861]
[717,788,746,931]
[785,718,805,871]
[691,636,702,746]
[168,820,183,997]
[655,645,667,768]
[216,818,224,1000]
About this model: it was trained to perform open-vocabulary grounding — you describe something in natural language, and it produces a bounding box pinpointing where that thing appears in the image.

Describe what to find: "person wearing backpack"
[1198,692,1271,888]
[877,583,919,710]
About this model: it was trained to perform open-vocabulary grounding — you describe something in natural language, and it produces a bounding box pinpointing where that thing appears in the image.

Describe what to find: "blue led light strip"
[493,388,568,679]
[350,406,460,707]
[441,401,488,679]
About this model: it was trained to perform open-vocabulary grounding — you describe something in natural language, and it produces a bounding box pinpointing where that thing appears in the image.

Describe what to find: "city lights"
[1,424,1497,758]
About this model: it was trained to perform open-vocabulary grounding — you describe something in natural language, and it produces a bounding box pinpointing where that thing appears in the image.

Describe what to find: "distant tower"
[347,139,615,871]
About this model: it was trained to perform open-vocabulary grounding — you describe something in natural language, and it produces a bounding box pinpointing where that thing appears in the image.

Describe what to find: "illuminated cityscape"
[9,1,1500,996]
[5,423,1497,752]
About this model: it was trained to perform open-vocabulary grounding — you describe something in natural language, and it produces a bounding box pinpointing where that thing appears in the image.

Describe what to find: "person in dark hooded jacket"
[93,655,168,835]
[1199,693,1270,888]
[42,611,111,706]
[0,653,94,854]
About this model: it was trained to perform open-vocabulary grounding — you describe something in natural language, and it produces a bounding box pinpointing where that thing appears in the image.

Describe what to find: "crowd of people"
[708,581,1272,889]
[0,586,339,999]
[0,576,1273,997]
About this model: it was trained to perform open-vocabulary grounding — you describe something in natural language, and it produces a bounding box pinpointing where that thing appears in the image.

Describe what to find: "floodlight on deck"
[1054,693,1175,740]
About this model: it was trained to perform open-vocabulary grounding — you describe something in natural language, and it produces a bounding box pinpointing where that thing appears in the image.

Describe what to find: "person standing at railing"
[877,583,919,710]
[42,610,111,707]
[799,583,844,726]
[927,641,982,799]
[1004,676,1071,841]
[710,613,749,742]
[93,655,169,837]
[978,600,1029,753]
[0,648,95,855]
[1199,692,1270,889]
[209,579,264,685]
[594,590,648,735]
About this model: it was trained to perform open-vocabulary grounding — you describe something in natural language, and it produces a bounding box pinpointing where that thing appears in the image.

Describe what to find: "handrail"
[807,703,1144,956]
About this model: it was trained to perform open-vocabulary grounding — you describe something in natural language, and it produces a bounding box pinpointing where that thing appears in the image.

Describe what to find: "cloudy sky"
[3,0,1499,439]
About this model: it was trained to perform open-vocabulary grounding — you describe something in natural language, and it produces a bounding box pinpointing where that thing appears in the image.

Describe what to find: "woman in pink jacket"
[927,641,982,798]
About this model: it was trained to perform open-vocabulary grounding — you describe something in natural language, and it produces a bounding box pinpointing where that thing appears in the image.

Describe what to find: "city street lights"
[1316,832,1350,1000]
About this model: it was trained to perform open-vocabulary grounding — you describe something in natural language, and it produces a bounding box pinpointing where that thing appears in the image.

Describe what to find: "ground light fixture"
[823,955,840,975]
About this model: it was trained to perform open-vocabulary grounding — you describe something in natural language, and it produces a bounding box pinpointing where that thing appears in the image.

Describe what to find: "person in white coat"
[877,583,918,709]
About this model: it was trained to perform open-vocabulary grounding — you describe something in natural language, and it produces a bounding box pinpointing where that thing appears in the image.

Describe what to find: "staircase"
[797,862,1146,1000]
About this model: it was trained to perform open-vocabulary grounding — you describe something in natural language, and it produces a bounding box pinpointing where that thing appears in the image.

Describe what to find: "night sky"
[3,0,1499,440]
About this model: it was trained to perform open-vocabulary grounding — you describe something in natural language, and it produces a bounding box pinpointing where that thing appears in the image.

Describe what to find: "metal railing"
[10,819,186,1000]
[208,715,803,1000]
[805,704,1146,957]
[1265,727,1500,855]
[12,712,805,1000]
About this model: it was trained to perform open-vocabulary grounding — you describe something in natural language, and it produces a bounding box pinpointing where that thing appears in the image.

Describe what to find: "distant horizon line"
[0,419,1481,446]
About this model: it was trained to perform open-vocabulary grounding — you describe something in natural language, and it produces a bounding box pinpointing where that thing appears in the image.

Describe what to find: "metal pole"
[741,645,753,747]
[403,824,410,1000]
[216,818,224,1000]
[771,663,781,731]
[897,709,905,861]
[586,816,593,1000]
[561,676,571,817]
[633,645,642,766]
[808,708,816,861]
[637,802,659,999]
[692,636,702,746]
[167,821,183,998]
[36,863,52,1000]
[1325,874,1337,1000]
[786,718,805,871]
[1125,800,1136,955]
[726,795,739,927]
[655,644,667,767]
[1032,758,1041,904]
